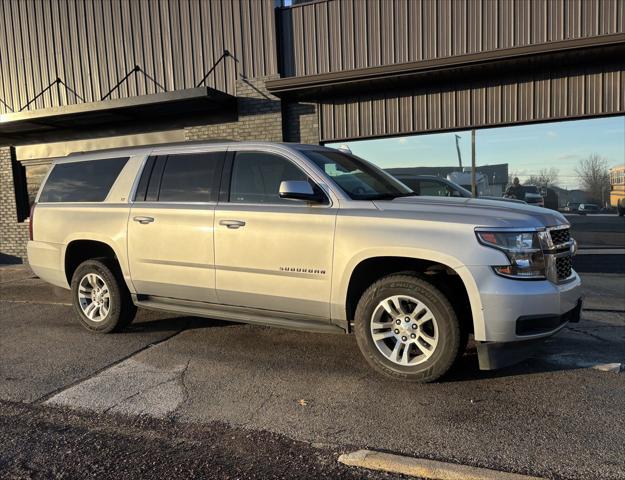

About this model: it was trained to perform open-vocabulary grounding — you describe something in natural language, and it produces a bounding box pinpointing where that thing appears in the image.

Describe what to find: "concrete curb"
[592,363,623,373]
[338,450,544,480]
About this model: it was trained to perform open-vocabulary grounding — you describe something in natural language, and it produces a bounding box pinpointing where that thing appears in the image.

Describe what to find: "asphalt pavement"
[1,265,624,479]
[565,214,624,248]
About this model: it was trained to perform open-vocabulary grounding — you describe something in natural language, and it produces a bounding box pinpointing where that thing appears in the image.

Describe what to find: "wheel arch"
[335,249,485,338]
[62,236,127,287]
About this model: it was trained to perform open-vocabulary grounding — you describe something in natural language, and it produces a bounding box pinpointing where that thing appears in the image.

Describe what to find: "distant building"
[550,186,591,208]
[609,165,625,211]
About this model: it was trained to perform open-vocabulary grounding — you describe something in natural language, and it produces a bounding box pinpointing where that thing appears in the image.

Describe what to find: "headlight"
[476,230,546,279]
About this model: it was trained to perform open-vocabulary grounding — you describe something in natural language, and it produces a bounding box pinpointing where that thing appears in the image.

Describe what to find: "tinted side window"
[39,157,128,203]
[230,152,307,204]
[158,152,223,202]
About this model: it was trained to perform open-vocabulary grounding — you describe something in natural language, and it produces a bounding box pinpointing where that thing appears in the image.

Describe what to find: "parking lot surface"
[1,265,624,479]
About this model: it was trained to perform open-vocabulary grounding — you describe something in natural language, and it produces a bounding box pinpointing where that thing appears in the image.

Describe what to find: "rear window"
[38,157,128,203]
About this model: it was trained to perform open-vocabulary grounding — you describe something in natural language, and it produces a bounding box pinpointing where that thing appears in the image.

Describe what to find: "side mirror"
[279,180,325,203]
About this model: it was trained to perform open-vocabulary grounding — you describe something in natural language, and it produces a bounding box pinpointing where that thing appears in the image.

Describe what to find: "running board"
[133,295,345,334]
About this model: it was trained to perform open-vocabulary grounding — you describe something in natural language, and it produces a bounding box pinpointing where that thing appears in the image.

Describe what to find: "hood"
[372,195,568,229]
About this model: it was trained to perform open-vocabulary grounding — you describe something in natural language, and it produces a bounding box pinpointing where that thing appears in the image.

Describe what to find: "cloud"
[397,137,408,144]
[546,131,558,138]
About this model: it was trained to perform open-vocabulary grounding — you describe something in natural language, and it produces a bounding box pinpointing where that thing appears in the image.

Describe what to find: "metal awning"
[0,87,237,144]
[266,34,625,100]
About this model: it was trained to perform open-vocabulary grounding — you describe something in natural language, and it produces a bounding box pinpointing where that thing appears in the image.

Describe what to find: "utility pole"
[454,135,463,169]
[471,129,477,198]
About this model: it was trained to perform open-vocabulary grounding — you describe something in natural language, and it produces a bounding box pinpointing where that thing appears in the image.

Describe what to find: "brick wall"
[283,101,319,144]
[0,147,29,262]
[185,75,320,145]
[185,76,284,142]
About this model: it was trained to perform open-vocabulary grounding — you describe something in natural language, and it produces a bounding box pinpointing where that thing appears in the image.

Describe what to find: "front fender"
[330,247,485,338]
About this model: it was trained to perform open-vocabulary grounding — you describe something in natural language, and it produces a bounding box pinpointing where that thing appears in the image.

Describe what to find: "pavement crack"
[567,326,611,343]
[241,392,274,429]
[101,376,179,415]
[168,360,192,422]
[34,328,188,404]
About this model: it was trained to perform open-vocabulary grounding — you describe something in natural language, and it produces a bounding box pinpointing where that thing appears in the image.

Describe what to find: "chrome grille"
[550,227,570,246]
[556,256,573,280]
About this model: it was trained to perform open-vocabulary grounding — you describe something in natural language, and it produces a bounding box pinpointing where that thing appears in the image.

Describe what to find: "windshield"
[523,186,540,194]
[302,150,414,200]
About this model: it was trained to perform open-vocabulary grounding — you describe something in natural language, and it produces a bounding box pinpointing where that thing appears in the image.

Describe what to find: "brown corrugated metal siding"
[280,0,625,77]
[318,64,625,142]
[279,0,625,142]
[0,0,277,115]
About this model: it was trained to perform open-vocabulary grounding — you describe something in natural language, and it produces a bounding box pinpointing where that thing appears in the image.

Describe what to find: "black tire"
[354,274,462,383]
[71,258,137,333]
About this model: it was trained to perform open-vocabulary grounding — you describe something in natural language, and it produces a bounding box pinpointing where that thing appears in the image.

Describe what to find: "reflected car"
[564,202,581,213]
[392,174,526,204]
[521,185,545,207]
[578,203,600,215]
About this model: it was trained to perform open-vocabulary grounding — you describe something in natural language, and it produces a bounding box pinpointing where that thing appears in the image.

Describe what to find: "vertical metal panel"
[422,0,437,60]
[314,2,329,74]
[280,0,624,78]
[341,0,355,70]
[482,0,499,51]
[394,0,409,64]
[452,0,467,56]
[436,0,451,58]
[399,94,413,133]
[380,0,395,65]
[366,0,381,68]
[372,96,385,137]
[0,0,277,113]
[407,0,422,61]
[531,0,548,44]
[466,0,482,54]
[346,100,359,139]
[352,0,366,69]
[318,64,625,143]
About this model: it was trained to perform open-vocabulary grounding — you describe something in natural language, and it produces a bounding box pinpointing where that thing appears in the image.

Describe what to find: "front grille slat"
[556,256,572,280]
[550,227,570,246]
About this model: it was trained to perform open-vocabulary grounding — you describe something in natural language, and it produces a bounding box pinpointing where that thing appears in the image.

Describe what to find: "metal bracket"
[195,50,232,88]
[101,65,166,101]
[19,77,85,111]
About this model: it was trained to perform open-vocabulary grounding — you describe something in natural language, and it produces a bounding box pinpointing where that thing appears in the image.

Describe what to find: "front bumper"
[476,299,582,370]
[457,264,583,370]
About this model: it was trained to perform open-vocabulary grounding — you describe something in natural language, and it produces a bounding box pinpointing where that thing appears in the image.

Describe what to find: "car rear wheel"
[354,274,463,382]
[71,259,137,333]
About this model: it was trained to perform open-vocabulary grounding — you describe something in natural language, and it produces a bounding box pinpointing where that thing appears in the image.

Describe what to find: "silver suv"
[28,142,582,382]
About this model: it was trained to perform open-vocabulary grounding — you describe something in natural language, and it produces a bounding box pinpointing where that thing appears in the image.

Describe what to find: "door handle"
[133,216,155,224]
[219,219,246,229]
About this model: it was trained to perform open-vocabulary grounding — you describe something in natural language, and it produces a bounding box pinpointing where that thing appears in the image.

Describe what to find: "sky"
[327,115,625,190]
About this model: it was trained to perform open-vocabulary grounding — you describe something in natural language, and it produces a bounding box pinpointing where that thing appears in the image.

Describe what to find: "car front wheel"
[354,274,463,382]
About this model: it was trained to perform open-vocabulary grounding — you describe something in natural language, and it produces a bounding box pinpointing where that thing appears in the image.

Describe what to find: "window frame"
[224,150,329,207]
[133,151,225,204]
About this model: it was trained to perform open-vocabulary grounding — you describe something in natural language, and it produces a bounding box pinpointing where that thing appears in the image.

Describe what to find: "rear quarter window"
[38,157,129,203]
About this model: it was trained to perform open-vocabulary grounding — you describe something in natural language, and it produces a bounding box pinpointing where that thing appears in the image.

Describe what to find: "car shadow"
[126,315,236,334]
